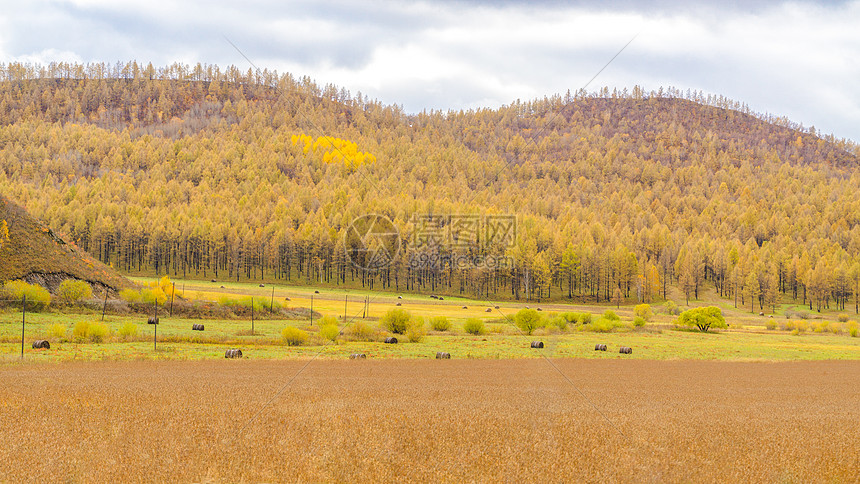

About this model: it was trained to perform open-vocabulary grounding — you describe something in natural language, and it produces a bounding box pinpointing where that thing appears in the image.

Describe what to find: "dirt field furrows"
[1,359,858,483]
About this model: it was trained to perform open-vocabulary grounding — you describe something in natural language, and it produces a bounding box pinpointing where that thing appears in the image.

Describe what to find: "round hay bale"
[210,279,216,283]
[349,353,367,359]
[220,285,225,288]
[759,312,765,316]
[147,316,159,325]
[384,337,398,344]
[430,295,438,299]
[397,296,402,299]
[225,349,243,358]
[494,306,500,309]
[525,306,530,309]
[619,346,632,354]
[537,308,542,311]
[462,306,468,309]
[438,297,444,300]
[485,308,492,312]
[259,284,265,288]
[594,344,607,351]
[314,290,320,294]
[436,352,451,359]
[530,341,544,349]
[32,340,50,349]
[192,324,205,331]
[284,297,291,301]
[396,303,402,306]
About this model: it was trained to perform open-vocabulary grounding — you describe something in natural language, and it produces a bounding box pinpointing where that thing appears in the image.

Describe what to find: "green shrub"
[319,324,340,342]
[796,320,809,333]
[603,310,620,321]
[665,300,681,316]
[430,316,451,332]
[585,317,626,333]
[546,315,568,331]
[514,308,542,335]
[579,313,593,324]
[56,279,92,303]
[118,322,138,339]
[634,304,653,321]
[559,312,580,324]
[381,308,412,334]
[281,327,309,346]
[849,321,859,338]
[837,313,849,323]
[677,306,727,332]
[73,321,90,341]
[813,321,830,333]
[120,288,142,303]
[406,318,426,342]
[319,315,339,327]
[346,321,376,341]
[782,320,796,331]
[48,324,66,339]
[765,320,777,330]
[633,316,646,327]
[463,318,486,335]
[2,281,51,311]
[86,322,110,343]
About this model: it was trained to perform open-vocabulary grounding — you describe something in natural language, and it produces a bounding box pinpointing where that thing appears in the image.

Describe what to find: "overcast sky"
[2,0,859,142]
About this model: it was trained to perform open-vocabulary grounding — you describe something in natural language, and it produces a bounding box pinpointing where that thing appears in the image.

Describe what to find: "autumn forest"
[1,61,860,313]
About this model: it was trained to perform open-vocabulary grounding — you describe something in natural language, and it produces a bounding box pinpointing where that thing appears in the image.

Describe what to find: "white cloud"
[1,0,859,141]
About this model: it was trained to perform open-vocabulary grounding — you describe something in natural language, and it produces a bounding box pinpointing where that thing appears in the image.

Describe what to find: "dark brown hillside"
[0,195,132,294]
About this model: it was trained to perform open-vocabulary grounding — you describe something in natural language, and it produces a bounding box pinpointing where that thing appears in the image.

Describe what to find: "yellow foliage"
[292,132,376,171]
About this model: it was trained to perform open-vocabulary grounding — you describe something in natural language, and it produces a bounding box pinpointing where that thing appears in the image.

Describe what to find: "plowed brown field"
[1,359,858,483]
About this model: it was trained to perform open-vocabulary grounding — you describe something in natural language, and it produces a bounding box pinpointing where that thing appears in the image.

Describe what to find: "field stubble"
[0,359,858,483]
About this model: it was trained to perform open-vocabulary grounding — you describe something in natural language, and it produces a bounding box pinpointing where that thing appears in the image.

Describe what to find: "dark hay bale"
[147,316,159,325]
[438,297,444,300]
[192,324,205,331]
[436,352,451,359]
[210,279,216,283]
[594,344,607,351]
[485,308,492,312]
[349,353,367,359]
[430,295,438,299]
[397,296,402,299]
[462,306,468,309]
[759,312,765,316]
[220,285,225,288]
[225,349,243,358]
[494,306,500,309]
[537,308,542,311]
[530,341,544,349]
[32,340,50,349]
[396,303,402,306]
[284,297,291,301]
[314,290,320,294]
[384,337,398,344]
[259,284,265,288]
[619,346,632,354]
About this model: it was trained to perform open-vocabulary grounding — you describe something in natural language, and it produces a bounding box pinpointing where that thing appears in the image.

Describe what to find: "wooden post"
[169,282,175,316]
[270,286,275,313]
[251,297,255,335]
[153,300,157,351]
[21,295,26,359]
[101,291,108,322]
[310,294,314,326]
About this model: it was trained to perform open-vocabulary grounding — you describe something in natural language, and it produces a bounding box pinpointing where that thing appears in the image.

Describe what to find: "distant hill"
[0,195,132,295]
[0,61,858,310]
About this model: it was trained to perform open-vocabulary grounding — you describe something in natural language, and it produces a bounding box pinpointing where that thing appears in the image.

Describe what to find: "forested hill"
[1,61,859,311]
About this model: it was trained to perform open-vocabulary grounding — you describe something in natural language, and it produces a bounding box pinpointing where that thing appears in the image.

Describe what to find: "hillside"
[0,61,859,311]
[0,195,132,295]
